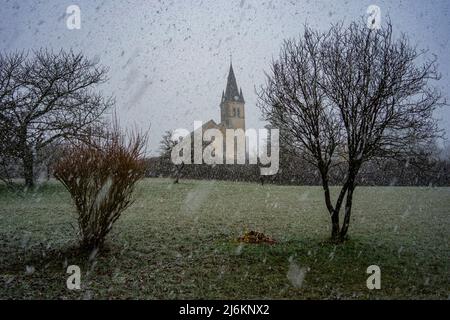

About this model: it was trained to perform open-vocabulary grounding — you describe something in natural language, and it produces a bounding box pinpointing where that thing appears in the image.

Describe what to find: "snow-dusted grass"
[0,178,449,299]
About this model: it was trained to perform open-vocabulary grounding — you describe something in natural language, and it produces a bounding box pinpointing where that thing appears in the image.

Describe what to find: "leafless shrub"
[54,122,147,250]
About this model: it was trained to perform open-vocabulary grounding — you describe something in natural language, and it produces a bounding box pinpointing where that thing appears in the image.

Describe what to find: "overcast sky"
[1,0,449,154]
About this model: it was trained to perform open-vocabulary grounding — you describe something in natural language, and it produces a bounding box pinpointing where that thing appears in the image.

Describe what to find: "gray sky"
[1,0,449,154]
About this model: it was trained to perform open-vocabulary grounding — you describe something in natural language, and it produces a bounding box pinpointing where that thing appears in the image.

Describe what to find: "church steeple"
[220,59,245,130]
[224,62,244,103]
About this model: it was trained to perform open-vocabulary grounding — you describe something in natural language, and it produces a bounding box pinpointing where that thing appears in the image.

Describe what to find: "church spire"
[224,60,244,103]
[220,58,246,131]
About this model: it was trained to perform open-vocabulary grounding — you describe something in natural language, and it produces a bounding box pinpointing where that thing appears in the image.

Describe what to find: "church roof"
[223,62,245,103]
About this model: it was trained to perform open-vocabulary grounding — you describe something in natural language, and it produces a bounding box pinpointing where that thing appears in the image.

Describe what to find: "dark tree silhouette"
[0,49,113,188]
[258,20,445,242]
[159,130,186,183]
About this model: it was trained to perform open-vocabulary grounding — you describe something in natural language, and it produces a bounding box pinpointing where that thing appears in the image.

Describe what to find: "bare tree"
[0,49,113,188]
[0,52,24,186]
[258,20,445,242]
[160,130,185,183]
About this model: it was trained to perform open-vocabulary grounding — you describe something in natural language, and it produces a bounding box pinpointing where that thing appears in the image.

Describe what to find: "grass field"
[0,178,449,299]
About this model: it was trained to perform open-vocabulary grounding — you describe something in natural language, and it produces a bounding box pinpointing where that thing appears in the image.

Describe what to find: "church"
[171,60,277,172]
[189,60,247,163]
[219,61,246,131]
[199,61,246,134]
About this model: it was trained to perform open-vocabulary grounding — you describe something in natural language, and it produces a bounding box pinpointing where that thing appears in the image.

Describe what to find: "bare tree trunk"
[339,184,354,240]
[319,168,334,214]
[339,167,358,240]
[19,126,35,188]
[47,163,51,180]
[23,151,34,188]
[173,163,184,184]
[331,211,340,240]
[320,168,344,241]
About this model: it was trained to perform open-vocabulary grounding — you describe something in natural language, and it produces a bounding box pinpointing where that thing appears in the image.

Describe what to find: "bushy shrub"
[54,126,147,249]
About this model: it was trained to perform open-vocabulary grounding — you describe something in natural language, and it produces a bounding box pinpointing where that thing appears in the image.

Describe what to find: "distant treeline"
[146,153,450,187]
[2,146,448,187]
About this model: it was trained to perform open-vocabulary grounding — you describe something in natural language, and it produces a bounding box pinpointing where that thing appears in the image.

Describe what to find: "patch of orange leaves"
[238,230,276,244]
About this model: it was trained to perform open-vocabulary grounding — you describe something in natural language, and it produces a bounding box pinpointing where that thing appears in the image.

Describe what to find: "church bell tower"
[220,61,245,131]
